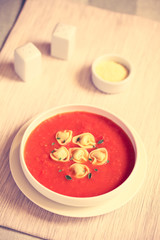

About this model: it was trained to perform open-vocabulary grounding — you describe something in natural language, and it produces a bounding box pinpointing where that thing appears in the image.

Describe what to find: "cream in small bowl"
[92,54,132,94]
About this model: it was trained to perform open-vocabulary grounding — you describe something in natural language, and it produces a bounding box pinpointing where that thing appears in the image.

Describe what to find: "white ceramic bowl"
[20,104,139,207]
[91,54,133,94]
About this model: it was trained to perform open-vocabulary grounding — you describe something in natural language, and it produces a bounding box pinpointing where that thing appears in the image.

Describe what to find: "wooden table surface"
[0,0,160,239]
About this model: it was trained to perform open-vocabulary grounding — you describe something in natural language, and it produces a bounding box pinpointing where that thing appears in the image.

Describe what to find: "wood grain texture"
[0,0,160,239]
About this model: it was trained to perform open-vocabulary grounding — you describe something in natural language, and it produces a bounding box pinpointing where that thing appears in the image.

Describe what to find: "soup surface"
[24,111,135,197]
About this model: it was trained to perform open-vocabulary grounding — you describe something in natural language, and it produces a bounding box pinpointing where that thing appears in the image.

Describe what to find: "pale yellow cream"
[95,60,129,82]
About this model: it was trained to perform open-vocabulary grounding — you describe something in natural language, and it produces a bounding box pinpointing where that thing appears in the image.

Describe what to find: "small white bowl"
[20,104,139,207]
[91,54,133,94]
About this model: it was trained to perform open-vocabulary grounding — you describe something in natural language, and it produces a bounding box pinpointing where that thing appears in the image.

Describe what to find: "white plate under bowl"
[9,115,147,218]
[19,105,139,207]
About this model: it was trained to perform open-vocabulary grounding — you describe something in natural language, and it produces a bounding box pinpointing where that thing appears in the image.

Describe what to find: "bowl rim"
[91,54,132,86]
[20,104,139,206]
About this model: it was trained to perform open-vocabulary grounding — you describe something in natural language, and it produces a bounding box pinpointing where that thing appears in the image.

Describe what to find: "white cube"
[14,42,42,81]
[51,23,76,60]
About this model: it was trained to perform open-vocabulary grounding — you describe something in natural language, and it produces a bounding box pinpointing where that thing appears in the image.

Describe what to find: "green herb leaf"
[62,140,66,143]
[51,150,55,153]
[97,139,104,144]
[92,145,95,148]
[65,175,72,180]
[57,137,61,140]
[89,158,92,161]
[70,157,73,160]
[94,168,98,171]
[58,169,62,172]
[107,160,109,163]
[51,142,55,145]
[59,157,62,160]
[76,137,80,142]
[88,173,92,179]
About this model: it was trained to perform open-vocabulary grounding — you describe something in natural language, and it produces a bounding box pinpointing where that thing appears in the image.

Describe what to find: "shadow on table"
[0,61,21,82]
[76,65,107,95]
[34,41,50,56]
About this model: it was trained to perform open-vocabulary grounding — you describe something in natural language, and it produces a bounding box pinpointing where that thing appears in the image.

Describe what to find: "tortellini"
[50,146,69,162]
[69,147,89,163]
[69,163,90,178]
[50,131,109,178]
[89,148,108,165]
[72,133,96,149]
[56,130,72,145]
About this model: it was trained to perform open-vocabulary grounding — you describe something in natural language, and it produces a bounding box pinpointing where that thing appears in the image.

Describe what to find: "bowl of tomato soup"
[20,105,138,207]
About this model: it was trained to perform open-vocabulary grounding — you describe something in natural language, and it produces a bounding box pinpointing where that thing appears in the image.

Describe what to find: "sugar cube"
[14,42,42,81]
[51,23,76,60]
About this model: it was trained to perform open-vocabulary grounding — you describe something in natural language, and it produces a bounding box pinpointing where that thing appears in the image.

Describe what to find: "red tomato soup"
[24,111,135,197]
